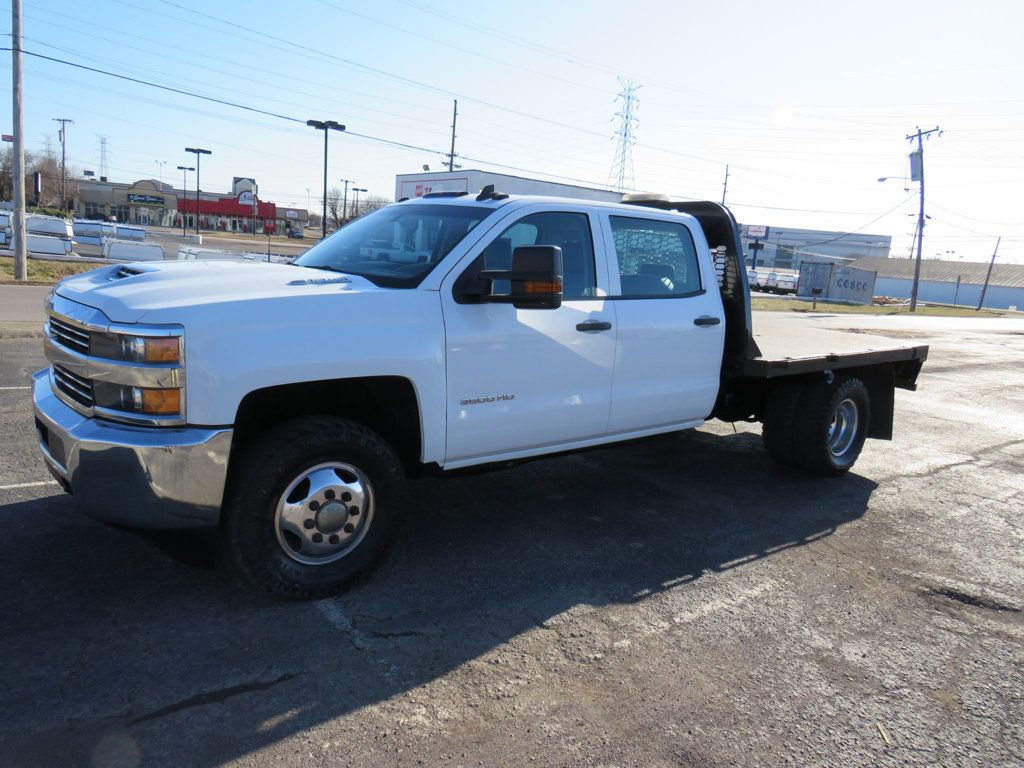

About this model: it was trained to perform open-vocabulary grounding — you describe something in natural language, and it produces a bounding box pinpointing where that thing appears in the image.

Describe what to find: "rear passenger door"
[599,213,725,433]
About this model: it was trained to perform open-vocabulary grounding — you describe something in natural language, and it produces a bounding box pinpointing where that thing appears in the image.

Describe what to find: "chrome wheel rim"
[827,398,859,459]
[274,462,374,566]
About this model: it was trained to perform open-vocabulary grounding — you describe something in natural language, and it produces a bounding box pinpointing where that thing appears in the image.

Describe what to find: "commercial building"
[850,256,1024,310]
[740,224,891,271]
[75,176,308,235]
[395,170,622,203]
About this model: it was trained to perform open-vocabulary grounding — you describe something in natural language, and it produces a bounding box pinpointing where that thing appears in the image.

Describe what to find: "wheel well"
[231,377,424,474]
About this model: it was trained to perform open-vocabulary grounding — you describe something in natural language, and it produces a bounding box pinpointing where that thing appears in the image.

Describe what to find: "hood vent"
[110,265,145,281]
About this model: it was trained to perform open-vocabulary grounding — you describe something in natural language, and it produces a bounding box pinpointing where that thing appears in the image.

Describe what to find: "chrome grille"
[48,316,91,355]
[52,364,95,407]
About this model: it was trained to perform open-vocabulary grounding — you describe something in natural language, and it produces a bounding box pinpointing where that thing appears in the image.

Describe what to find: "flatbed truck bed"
[742,314,928,384]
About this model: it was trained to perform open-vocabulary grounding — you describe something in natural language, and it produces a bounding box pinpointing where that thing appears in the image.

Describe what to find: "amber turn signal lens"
[141,388,181,415]
[523,280,562,294]
[143,337,181,363]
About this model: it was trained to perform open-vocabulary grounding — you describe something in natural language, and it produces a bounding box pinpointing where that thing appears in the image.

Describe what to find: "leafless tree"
[326,186,344,229]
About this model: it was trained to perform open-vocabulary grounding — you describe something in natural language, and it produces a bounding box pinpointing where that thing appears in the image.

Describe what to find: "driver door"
[440,208,616,467]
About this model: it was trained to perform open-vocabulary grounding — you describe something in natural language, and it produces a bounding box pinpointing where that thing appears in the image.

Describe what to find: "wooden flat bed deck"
[742,314,929,379]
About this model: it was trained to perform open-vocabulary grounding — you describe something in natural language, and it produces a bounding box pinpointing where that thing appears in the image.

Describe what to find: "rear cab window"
[606,215,703,299]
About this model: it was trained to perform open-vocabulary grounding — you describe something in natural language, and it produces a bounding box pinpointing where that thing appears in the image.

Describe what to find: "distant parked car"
[765,272,798,295]
[287,228,304,239]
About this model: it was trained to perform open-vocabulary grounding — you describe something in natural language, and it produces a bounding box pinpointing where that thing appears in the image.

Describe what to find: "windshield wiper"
[296,264,352,275]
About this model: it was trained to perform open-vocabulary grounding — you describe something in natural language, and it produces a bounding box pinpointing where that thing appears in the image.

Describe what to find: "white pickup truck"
[32,190,927,598]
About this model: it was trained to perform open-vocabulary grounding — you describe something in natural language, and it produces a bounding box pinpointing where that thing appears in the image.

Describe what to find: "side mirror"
[478,245,563,309]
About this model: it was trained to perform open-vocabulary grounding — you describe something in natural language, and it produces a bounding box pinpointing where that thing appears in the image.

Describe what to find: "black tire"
[792,377,870,476]
[221,416,404,599]
[762,382,805,467]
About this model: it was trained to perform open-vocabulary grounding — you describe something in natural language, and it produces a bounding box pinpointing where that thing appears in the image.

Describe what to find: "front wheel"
[221,416,404,599]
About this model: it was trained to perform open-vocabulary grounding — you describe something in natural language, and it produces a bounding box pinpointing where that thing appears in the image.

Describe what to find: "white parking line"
[0,480,58,491]
[0,386,31,390]
[314,598,353,631]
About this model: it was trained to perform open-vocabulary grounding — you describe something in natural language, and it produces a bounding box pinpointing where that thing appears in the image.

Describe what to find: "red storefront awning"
[177,196,277,218]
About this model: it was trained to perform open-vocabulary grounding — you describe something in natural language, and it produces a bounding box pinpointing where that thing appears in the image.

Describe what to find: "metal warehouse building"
[740,225,892,270]
[850,256,1024,310]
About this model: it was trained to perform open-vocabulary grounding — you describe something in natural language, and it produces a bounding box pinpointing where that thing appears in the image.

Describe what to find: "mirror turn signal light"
[523,280,562,294]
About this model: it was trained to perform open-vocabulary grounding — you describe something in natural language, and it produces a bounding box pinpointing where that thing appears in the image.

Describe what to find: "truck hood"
[54,260,382,323]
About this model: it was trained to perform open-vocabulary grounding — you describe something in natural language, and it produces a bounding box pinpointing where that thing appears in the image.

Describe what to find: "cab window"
[609,216,702,298]
[481,212,597,300]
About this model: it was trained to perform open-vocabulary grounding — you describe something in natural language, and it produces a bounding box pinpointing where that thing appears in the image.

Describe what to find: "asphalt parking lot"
[1,310,1021,768]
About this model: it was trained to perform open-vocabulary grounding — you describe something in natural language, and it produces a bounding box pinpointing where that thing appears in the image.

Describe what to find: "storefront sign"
[238,191,257,207]
[285,210,299,219]
[128,194,165,206]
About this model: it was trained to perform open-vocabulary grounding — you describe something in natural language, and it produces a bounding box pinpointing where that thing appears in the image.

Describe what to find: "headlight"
[93,382,181,416]
[91,333,181,364]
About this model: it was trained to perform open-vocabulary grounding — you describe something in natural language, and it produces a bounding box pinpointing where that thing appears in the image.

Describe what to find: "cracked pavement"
[1,312,1022,767]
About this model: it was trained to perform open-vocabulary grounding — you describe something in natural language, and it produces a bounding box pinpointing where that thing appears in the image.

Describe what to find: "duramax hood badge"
[287,276,352,286]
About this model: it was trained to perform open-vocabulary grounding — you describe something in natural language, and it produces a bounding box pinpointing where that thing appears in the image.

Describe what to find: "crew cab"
[32,190,927,598]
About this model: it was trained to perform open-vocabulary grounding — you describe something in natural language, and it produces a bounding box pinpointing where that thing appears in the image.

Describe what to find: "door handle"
[576,320,612,332]
[693,315,721,326]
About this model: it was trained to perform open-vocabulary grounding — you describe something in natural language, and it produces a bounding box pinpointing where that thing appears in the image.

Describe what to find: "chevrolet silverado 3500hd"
[32,190,927,598]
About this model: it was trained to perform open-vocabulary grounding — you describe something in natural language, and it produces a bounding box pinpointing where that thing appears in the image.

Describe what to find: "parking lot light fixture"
[306,120,346,239]
[352,187,367,219]
[184,147,211,235]
[176,165,194,236]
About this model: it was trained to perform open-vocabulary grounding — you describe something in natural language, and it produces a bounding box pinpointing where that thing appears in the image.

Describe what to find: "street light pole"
[176,165,194,236]
[306,119,345,239]
[352,187,367,219]
[185,147,211,235]
[339,178,352,225]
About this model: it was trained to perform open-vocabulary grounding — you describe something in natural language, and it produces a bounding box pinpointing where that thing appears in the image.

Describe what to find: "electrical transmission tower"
[97,135,109,179]
[609,78,640,192]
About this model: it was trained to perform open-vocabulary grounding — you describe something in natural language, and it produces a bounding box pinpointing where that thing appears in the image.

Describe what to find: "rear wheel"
[792,377,870,475]
[221,416,403,599]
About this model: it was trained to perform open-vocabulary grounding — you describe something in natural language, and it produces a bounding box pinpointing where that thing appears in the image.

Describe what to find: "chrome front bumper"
[31,369,233,529]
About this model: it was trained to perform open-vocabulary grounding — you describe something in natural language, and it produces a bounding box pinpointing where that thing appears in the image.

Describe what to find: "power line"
[787,195,917,246]
[6,48,304,123]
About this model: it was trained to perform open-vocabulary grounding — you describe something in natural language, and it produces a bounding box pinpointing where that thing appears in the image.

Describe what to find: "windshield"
[294,203,494,287]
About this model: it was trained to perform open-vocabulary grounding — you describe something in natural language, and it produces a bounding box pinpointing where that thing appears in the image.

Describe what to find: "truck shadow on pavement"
[0,429,877,767]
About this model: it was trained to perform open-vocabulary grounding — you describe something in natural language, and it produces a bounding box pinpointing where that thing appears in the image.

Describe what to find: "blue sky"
[4,0,1024,261]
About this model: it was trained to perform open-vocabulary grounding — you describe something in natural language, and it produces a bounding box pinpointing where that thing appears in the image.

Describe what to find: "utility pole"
[340,178,351,224]
[11,0,27,280]
[906,125,941,312]
[446,99,458,173]
[154,160,166,188]
[721,164,729,205]
[976,236,1001,312]
[52,117,74,210]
